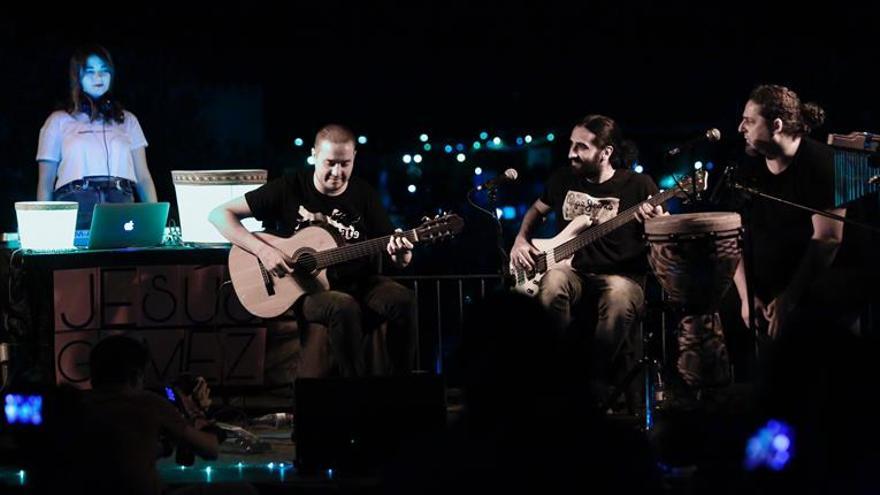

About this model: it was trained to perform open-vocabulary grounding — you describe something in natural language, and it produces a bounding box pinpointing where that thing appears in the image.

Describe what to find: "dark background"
[2,2,878,274]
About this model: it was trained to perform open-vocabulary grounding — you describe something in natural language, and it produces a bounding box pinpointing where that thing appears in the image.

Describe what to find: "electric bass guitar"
[511,171,706,296]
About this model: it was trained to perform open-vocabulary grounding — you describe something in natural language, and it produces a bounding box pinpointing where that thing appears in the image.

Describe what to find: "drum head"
[645,212,741,236]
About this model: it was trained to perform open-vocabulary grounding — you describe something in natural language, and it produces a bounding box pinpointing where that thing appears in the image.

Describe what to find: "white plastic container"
[15,201,78,250]
[172,170,267,243]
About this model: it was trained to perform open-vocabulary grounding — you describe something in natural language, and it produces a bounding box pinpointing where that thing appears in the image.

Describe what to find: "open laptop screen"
[87,202,170,250]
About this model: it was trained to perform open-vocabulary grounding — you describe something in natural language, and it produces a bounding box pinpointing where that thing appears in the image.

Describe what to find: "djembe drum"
[645,212,742,388]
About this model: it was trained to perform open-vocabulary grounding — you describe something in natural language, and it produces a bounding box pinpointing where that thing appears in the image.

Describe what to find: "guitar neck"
[314,229,418,269]
[553,187,676,260]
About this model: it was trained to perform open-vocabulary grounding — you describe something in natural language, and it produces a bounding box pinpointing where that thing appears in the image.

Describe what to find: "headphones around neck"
[81,96,116,121]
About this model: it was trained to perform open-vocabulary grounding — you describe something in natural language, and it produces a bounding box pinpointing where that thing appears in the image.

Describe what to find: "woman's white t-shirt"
[36,110,148,190]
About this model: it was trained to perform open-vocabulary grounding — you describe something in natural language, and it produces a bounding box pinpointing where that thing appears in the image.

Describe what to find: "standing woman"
[36,44,157,230]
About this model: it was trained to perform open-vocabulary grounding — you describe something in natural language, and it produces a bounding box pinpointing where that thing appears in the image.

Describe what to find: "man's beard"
[744,138,781,159]
[744,143,760,157]
[571,158,602,180]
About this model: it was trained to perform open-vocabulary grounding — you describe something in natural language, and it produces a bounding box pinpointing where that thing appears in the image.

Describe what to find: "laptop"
[86,202,170,250]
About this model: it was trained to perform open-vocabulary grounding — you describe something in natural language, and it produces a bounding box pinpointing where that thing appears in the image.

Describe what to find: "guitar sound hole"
[293,252,318,274]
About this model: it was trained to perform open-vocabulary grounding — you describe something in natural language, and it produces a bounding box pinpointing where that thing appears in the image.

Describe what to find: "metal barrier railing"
[392,274,504,373]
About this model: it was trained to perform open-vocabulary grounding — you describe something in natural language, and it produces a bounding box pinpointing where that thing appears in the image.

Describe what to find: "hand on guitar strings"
[510,236,540,272]
[387,229,414,269]
[386,229,414,256]
[634,197,667,223]
[257,244,295,277]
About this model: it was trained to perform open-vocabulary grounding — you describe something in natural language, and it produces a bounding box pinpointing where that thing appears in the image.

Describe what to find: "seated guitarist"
[210,124,416,377]
[509,115,664,402]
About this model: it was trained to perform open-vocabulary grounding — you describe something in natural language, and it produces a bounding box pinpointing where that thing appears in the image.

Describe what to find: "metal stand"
[600,299,665,431]
[731,180,880,234]
[466,188,510,284]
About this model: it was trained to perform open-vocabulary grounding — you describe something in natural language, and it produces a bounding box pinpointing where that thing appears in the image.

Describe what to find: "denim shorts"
[54,176,135,230]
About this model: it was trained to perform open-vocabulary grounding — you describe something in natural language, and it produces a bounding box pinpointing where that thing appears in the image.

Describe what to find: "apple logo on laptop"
[124,220,135,232]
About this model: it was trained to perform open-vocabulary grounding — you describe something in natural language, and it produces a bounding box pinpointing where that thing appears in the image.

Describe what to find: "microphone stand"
[467,187,510,286]
[730,181,880,234]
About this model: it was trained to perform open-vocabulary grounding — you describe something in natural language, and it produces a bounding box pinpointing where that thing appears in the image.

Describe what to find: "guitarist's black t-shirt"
[539,167,659,277]
[245,169,395,289]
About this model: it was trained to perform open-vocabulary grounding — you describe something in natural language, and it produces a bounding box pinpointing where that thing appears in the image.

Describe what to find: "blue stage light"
[4,394,43,426]
[659,176,677,189]
[745,419,794,472]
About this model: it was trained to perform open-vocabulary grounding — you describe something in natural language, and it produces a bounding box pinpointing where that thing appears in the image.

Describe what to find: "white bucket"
[172,170,267,243]
[15,201,78,250]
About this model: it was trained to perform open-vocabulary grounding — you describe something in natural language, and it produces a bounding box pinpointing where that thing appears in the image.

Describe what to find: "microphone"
[708,162,737,204]
[475,168,519,191]
[666,128,722,157]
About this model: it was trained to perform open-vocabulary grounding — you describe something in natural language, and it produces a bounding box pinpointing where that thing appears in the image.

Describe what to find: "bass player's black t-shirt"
[539,167,659,276]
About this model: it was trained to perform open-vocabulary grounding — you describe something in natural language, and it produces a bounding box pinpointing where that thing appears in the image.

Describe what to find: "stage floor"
[1,384,761,494]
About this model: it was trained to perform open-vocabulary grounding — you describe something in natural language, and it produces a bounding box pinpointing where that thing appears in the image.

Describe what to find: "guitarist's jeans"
[538,267,645,390]
[299,276,417,377]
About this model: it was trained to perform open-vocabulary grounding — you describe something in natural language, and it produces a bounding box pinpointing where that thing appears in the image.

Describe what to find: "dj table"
[0,243,266,389]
